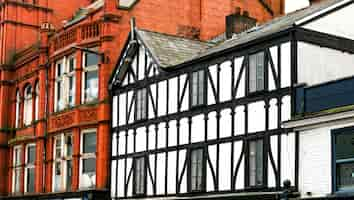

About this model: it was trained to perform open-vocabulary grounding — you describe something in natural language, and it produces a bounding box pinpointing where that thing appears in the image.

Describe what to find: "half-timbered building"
[109,0,354,199]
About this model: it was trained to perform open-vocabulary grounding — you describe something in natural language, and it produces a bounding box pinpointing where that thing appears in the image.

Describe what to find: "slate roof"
[137,29,215,68]
[135,0,348,69]
[195,0,346,59]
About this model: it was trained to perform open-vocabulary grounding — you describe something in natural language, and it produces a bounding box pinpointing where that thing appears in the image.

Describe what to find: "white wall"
[303,3,354,40]
[297,42,354,86]
[299,121,354,198]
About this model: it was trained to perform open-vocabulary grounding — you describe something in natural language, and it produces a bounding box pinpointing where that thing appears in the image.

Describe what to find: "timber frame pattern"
[109,5,354,199]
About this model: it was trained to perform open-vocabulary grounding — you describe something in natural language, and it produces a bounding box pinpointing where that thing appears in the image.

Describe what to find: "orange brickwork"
[0,0,284,198]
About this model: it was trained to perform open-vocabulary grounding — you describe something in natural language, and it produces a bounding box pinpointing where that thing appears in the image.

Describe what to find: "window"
[55,56,76,111]
[15,90,20,128]
[12,145,22,193]
[35,83,39,121]
[191,70,205,107]
[249,52,265,93]
[136,89,147,121]
[53,134,73,192]
[25,144,35,193]
[333,129,354,191]
[23,85,33,126]
[82,51,99,103]
[80,129,96,189]
[189,148,205,192]
[133,157,146,195]
[248,139,263,187]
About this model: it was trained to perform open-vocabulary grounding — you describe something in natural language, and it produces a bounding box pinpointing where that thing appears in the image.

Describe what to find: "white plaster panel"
[269,98,278,130]
[220,109,232,138]
[168,151,177,194]
[208,65,217,105]
[156,153,166,195]
[148,125,156,150]
[179,74,189,111]
[168,77,178,114]
[138,46,146,80]
[179,150,187,193]
[297,42,354,86]
[220,61,232,102]
[112,95,118,127]
[118,131,126,155]
[281,132,295,187]
[219,143,231,190]
[127,91,135,124]
[112,132,117,156]
[136,127,146,152]
[117,159,125,197]
[111,160,117,197]
[192,114,205,143]
[127,130,134,154]
[208,112,217,140]
[149,84,157,119]
[168,120,177,147]
[281,42,291,88]
[235,106,245,135]
[179,118,189,145]
[158,81,167,116]
[118,93,126,126]
[207,145,217,192]
[248,101,266,133]
[148,155,156,195]
[158,122,166,149]
[281,95,291,123]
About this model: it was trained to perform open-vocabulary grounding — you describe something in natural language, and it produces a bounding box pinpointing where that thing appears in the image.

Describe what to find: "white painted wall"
[297,42,354,86]
[303,3,354,40]
[299,121,354,198]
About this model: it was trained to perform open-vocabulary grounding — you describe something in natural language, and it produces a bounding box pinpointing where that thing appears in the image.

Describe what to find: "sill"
[247,89,268,97]
[190,103,207,110]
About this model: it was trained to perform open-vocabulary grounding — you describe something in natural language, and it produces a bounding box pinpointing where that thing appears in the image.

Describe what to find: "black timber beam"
[296,27,354,54]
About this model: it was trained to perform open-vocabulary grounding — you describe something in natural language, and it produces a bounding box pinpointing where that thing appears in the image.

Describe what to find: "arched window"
[35,83,39,121]
[15,90,20,128]
[23,85,33,126]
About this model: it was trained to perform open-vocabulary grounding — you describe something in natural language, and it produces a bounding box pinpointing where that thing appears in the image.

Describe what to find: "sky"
[285,0,310,13]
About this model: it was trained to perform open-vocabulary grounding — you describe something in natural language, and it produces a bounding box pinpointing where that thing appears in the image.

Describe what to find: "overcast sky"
[285,0,310,13]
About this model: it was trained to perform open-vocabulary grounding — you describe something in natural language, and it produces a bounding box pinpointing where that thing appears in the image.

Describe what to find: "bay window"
[80,129,96,189]
[12,145,22,193]
[25,144,35,193]
[23,85,32,126]
[53,133,73,192]
[82,51,99,103]
[55,55,76,112]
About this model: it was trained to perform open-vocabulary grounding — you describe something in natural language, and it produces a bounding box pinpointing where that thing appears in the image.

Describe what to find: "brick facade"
[0,0,284,198]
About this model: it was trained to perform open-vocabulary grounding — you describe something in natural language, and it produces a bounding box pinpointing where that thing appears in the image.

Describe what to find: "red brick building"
[0,0,284,199]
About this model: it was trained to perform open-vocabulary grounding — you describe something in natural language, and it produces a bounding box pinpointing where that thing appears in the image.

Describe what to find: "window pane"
[337,162,354,191]
[249,52,264,93]
[85,52,99,67]
[68,57,75,72]
[57,63,63,76]
[14,168,21,193]
[66,135,72,157]
[191,71,205,107]
[336,133,354,160]
[83,132,96,153]
[134,157,145,194]
[55,137,62,158]
[191,149,203,191]
[54,162,62,192]
[27,146,35,164]
[27,168,35,193]
[66,160,72,191]
[249,140,263,186]
[14,148,21,166]
[83,158,96,173]
[136,89,147,120]
[85,71,98,101]
[69,76,75,107]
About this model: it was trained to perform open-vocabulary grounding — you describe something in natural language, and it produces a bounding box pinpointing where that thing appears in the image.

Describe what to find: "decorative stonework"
[79,108,98,123]
[50,112,75,130]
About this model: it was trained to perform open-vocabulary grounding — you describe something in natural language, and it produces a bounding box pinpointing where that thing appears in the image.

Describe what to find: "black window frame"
[245,138,267,188]
[190,70,207,108]
[133,156,147,196]
[332,126,354,193]
[188,147,206,193]
[135,88,148,121]
[247,51,267,95]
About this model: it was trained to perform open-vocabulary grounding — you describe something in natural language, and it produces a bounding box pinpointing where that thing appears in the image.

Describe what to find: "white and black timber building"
[109,0,354,199]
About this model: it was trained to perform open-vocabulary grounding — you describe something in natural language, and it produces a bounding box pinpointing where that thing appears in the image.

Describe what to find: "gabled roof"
[110,0,353,88]
[137,29,215,68]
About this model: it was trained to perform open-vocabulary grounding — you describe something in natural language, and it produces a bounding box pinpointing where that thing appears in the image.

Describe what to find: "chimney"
[226,8,257,39]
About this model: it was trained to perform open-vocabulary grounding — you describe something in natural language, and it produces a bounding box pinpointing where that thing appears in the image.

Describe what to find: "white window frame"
[15,91,20,128]
[24,143,35,193]
[52,133,73,192]
[23,85,33,126]
[54,55,76,112]
[12,145,22,193]
[79,128,97,189]
[35,83,39,121]
[82,50,99,104]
